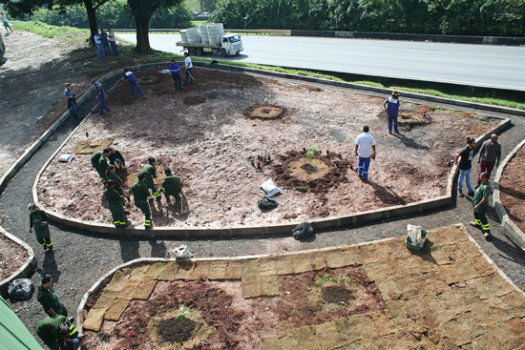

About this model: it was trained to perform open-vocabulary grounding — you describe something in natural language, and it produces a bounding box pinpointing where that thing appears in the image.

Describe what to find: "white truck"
[176,24,243,57]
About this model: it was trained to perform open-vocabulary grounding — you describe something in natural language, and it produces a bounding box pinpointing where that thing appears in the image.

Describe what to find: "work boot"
[458,189,464,197]
[483,231,491,240]
[467,191,475,197]
[470,222,481,230]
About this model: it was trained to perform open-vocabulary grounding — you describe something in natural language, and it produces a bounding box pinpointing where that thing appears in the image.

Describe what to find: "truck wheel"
[220,49,227,57]
[196,48,203,56]
[188,48,195,55]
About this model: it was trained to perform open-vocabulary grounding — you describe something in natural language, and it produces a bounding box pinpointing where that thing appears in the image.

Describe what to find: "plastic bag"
[407,224,422,245]
[173,244,193,259]
[257,196,278,211]
[292,222,314,240]
[7,278,34,301]
[260,179,281,197]
[58,154,75,163]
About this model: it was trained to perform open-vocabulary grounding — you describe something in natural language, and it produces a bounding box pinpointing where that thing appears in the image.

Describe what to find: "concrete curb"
[0,226,37,298]
[492,138,525,251]
[75,223,525,334]
[31,61,511,239]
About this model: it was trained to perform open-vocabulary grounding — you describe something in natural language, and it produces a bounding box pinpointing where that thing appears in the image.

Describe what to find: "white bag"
[58,154,75,163]
[407,224,422,245]
[173,244,193,259]
[261,178,281,197]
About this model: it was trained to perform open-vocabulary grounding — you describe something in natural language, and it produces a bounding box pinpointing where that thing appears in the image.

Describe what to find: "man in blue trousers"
[124,68,146,99]
[92,80,110,115]
[354,125,376,181]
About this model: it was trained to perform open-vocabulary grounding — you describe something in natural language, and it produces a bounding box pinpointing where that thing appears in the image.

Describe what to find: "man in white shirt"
[354,125,376,180]
[184,52,194,84]
[94,31,103,57]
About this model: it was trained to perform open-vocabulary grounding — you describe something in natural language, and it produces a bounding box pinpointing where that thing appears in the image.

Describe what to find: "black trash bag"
[257,196,278,211]
[7,278,34,301]
[292,222,314,240]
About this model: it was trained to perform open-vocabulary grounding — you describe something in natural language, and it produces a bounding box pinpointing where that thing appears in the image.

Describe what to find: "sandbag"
[291,222,314,240]
[257,196,278,211]
[7,278,34,301]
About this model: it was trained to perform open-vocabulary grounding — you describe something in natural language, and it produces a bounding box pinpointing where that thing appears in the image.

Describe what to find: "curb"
[492,138,525,251]
[0,226,36,298]
[31,61,511,239]
[75,223,525,334]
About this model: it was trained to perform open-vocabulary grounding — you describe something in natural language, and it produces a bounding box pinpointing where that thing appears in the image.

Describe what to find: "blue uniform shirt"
[124,71,138,83]
[169,63,180,76]
[95,82,106,97]
[385,97,400,117]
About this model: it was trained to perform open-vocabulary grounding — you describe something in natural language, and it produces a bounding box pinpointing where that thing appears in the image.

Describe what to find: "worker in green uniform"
[470,172,493,239]
[104,179,129,228]
[98,147,112,184]
[162,168,182,205]
[143,157,161,203]
[28,203,53,252]
[106,147,126,169]
[36,315,81,350]
[132,173,152,229]
[107,165,124,194]
[90,150,105,183]
[37,274,67,317]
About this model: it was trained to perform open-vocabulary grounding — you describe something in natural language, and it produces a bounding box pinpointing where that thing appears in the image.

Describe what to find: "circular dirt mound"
[245,104,286,120]
[273,150,353,193]
[183,96,206,106]
[377,109,431,129]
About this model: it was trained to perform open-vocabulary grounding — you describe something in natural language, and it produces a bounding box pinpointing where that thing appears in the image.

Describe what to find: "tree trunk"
[135,16,152,52]
[84,0,98,45]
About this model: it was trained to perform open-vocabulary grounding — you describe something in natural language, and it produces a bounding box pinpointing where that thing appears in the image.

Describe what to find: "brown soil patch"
[183,96,205,106]
[0,232,29,281]
[274,150,352,193]
[37,70,499,227]
[245,104,286,120]
[73,140,113,154]
[377,106,431,130]
[499,144,525,233]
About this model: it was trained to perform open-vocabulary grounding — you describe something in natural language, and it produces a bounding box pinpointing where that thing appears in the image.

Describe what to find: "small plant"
[316,274,335,286]
[306,144,321,159]
[176,305,192,322]
[264,94,274,104]
[340,275,353,285]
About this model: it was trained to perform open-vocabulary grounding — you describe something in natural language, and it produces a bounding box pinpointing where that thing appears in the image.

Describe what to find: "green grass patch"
[11,20,87,41]
[316,274,335,287]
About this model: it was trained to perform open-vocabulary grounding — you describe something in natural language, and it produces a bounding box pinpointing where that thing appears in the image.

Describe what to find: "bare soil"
[0,232,29,281]
[499,144,525,232]
[82,265,382,349]
[37,68,498,228]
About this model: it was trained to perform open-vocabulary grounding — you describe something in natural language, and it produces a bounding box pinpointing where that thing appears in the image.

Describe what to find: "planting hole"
[158,317,196,343]
[322,286,354,304]
[300,163,318,174]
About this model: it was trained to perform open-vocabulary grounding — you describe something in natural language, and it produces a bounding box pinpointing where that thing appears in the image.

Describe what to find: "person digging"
[104,179,129,228]
[90,149,106,184]
[28,203,53,252]
[132,173,152,229]
[470,172,493,239]
[36,314,82,350]
[106,165,129,201]
[143,157,161,204]
[106,147,126,169]
[162,168,182,206]
[98,147,112,184]
[37,274,67,317]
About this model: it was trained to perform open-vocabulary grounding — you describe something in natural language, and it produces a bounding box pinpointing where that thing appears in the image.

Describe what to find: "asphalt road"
[117,33,525,91]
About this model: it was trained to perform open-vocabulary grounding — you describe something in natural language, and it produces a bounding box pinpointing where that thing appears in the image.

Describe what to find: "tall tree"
[127,0,183,52]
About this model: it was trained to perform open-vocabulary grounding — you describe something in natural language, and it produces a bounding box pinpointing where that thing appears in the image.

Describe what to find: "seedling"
[340,275,353,285]
[263,94,274,104]
[306,145,321,159]
[316,274,335,286]
[176,305,192,322]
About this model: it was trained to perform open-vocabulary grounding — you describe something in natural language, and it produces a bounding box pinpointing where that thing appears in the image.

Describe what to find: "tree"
[127,0,183,52]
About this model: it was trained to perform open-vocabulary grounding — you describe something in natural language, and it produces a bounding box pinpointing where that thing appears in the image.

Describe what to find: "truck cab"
[221,34,243,56]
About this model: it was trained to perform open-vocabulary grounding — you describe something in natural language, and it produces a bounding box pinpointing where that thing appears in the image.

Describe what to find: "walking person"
[476,134,501,187]
[470,172,493,239]
[1,12,13,34]
[104,179,129,228]
[94,31,104,57]
[63,83,78,118]
[169,59,182,91]
[100,29,110,56]
[123,68,146,99]
[143,157,161,203]
[36,315,81,350]
[383,90,400,134]
[108,29,118,55]
[28,204,53,252]
[354,125,376,181]
[455,137,475,197]
[37,274,67,317]
[92,79,110,115]
[162,168,182,205]
[132,173,152,229]
[184,52,195,84]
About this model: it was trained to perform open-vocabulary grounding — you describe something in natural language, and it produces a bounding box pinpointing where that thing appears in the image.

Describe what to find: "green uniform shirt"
[36,315,66,340]
[37,285,65,316]
[98,156,109,177]
[108,150,125,165]
[162,175,182,194]
[132,181,150,202]
[473,181,492,207]
[90,150,103,168]
[104,187,123,204]
[29,210,48,230]
[143,163,156,178]
[108,173,123,189]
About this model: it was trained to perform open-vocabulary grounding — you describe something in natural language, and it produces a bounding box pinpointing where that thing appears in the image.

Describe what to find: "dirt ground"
[0,232,29,280]
[499,144,525,232]
[36,68,499,228]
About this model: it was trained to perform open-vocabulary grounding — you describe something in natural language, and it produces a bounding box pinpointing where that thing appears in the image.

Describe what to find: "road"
[117,33,525,91]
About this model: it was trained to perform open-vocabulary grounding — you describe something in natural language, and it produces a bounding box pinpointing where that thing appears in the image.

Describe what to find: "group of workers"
[90,147,182,228]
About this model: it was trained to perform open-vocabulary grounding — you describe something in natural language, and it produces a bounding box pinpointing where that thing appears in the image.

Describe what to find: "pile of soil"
[82,265,382,349]
[0,233,29,280]
[245,104,287,120]
[273,150,353,193]
[499,144,525,232]
[377,105,431,130]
